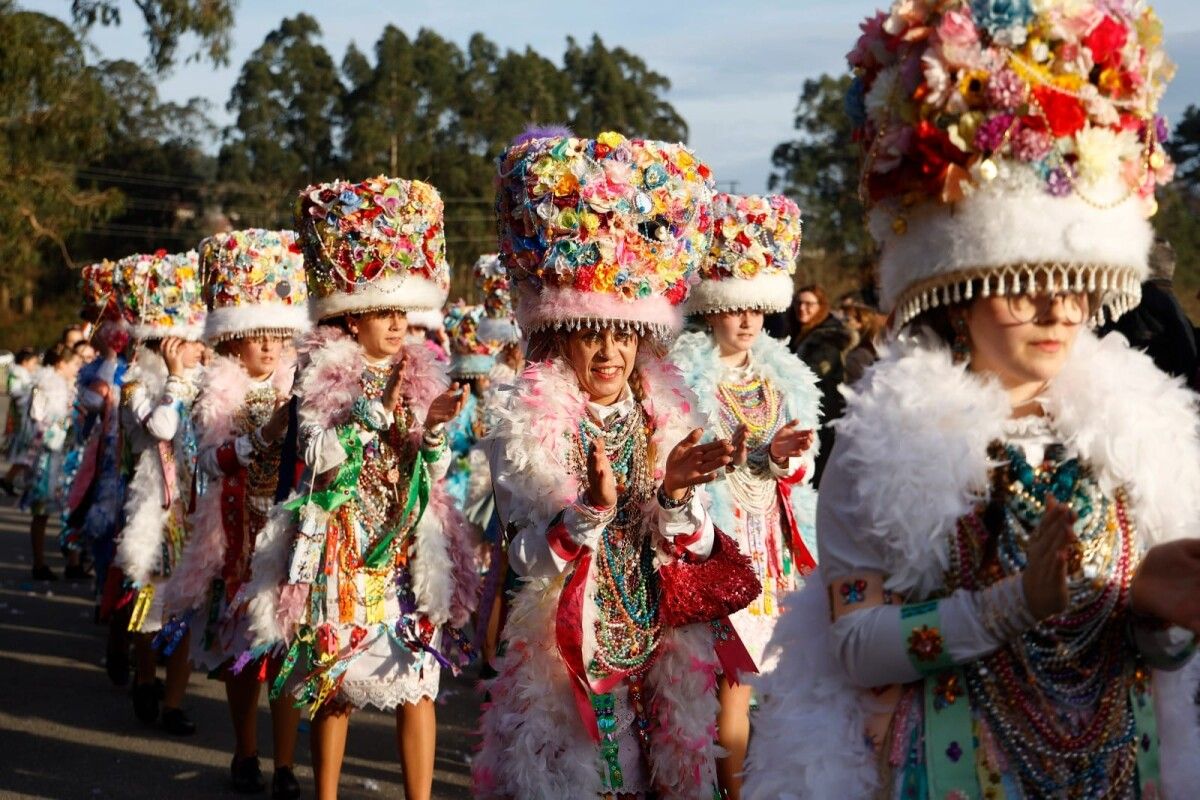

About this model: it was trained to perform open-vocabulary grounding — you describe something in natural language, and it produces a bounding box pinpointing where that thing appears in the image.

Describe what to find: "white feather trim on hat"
[476,315,520,344]
[684,269,795,316]
[405,308,445,331]
[131,322,206,342]
[309,274,448,321]
[873,171,1150,328]
[203,303,311,343]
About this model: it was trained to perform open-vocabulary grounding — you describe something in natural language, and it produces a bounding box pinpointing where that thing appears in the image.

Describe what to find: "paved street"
[0,498,478,800]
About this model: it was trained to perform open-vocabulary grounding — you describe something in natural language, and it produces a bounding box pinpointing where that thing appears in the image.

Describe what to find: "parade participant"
[240,176,478,800]
[113,249,207,735]
[63,260,128,593]
[22,343,83,581]
[1,347,41,496]
[443,302,498,514]
[669,192,820,799]
[464,253,523,676]
[746,2,1200,797]
[474,130,754,799]
[160,229,309,797]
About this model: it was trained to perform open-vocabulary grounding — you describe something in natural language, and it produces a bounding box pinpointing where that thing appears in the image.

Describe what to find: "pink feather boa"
[296,326,446,436]
[161,354,295,617]
[473,354,720,799]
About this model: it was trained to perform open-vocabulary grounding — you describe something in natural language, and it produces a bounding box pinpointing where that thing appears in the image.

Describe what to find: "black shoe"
[31,565,58,581]
[271,766,302,800]
[64,564,89,581]
[161,707,196,736]
[132,682,159,724]
[231,753,266,794]
[0,477,15,497]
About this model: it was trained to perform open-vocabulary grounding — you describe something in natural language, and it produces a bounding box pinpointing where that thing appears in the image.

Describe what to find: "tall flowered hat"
[114,249,205,341]
[847,0,1174,327]
[445,303,497,379]
[686,193,802,316]
[473,253,521,343]
[199,228,311,343]
[496,130,716,342]
[80,259,121,323]
[295,175,450,322]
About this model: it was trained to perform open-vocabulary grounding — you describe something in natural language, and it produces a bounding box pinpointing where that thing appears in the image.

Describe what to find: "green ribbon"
[284,426,363,515]
[923,669,979,799]
[362,445,437,569]
[1130,669,1162,794]
[900,600,956,676]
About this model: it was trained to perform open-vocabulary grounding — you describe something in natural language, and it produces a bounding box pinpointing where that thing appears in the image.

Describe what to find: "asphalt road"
[0,497,479,800]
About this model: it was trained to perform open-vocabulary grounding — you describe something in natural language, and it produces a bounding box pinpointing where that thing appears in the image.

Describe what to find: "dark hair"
[60,325,83,345]
[42,343,76,368]
[15,347,38,365]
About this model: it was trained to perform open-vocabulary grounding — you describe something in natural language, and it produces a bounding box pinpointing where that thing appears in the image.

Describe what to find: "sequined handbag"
[658,527,760,627]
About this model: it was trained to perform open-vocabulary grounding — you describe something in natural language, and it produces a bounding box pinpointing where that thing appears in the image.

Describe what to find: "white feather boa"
[745,329,1200,799]
[669,330,822,554]
[114,349,172,588]
[473,356,722,800]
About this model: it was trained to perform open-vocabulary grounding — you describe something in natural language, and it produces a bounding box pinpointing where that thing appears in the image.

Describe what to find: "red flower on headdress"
[664,278,688,305]
[1084,15,1128,68]
[1032,86,1087,138]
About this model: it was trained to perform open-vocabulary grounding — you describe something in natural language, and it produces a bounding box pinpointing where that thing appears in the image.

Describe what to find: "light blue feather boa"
[668,330,822,556]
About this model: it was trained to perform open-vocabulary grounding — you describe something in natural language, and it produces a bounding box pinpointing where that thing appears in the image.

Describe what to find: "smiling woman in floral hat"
[473,129,760,800]
[240,176,478,800]
[746,2,1200,799]
[669,192,820,800]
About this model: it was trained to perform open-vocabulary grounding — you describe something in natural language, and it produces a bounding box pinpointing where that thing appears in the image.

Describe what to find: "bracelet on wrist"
[656,484,693,509]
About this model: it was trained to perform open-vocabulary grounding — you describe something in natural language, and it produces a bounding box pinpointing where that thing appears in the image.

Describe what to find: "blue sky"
[21,0,1200,194]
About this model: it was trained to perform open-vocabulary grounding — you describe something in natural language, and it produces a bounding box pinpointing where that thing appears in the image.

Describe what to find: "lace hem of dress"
[339,673,440,711]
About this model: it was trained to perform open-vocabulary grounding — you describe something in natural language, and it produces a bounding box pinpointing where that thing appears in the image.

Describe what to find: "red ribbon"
[555,552,599,742]
[713,616,758,685]
[778,469,817,578]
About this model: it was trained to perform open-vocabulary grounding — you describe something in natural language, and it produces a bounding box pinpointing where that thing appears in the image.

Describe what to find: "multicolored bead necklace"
[949,440,1140,798]
[575,404,661,680]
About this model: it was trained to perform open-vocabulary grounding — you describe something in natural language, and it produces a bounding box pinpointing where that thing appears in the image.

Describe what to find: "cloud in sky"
[20,0,1200,194]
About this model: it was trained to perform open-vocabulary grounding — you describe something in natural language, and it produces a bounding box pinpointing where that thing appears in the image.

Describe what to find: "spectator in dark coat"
[788,284,850,486]
[1103,238,1198,390]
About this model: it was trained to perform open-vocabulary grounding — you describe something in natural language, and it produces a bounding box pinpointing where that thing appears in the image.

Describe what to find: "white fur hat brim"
[873,172,1151,328]
[203,303,311,343]
[684,270,794,316]
[131,322,205,342]
[309,274,448,321]
[477,316,521,343]
[405,309,446,331]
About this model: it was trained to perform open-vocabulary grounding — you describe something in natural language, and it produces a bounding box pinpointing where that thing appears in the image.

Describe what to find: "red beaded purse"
[658,527,761,627]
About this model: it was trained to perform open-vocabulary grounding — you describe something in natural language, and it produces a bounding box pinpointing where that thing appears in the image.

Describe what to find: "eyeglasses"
[1005,292,1087,325]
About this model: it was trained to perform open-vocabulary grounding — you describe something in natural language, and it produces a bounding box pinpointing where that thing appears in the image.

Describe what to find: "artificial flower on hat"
[295,175,450,322]
[80,259,121,324]
[686,193,802,316]
[496,128,716,342]
[846,0,1175,327]
[199,228,310,343]
[473,253,520,344]
[445,302,498,379]
[114,249,205,341]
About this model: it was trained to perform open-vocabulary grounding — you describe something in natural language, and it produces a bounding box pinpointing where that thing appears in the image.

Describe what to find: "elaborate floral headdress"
[198,228,310,343]
[473,253,521,344]
[686,193,802,316]
[496,130,716,343]
[445,303,497,379]
[295,175,450,322]
[114,249,205,341]
[848,0,1174,327]
[80,259,121,324]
